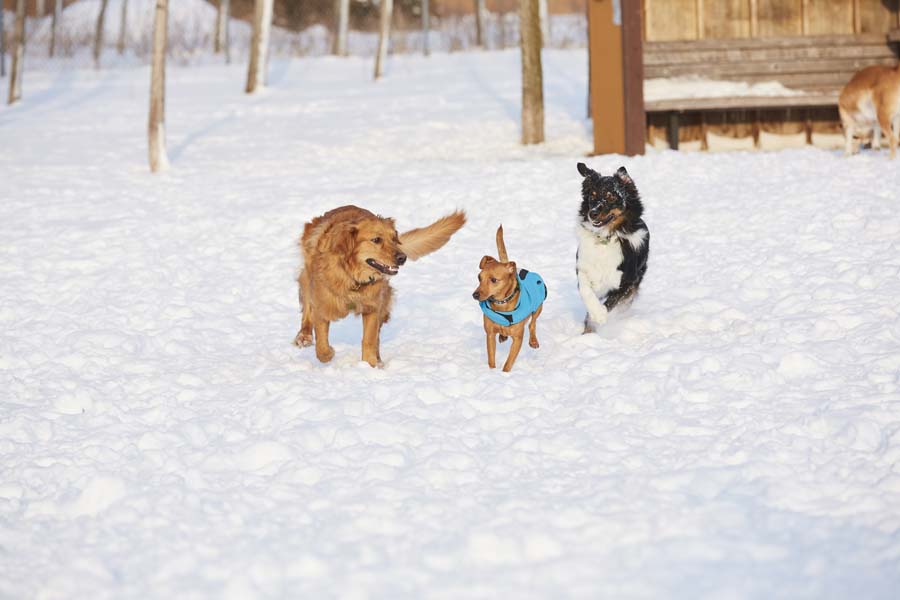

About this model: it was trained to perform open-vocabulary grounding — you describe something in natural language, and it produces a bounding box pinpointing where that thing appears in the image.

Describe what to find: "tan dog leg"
[361,312,383,368]
[314,319,334,363]
[502,334,524,372]
[294,270,314,347]
[529,305,543,348]
[486,332,497,369]
[878,105,897,159]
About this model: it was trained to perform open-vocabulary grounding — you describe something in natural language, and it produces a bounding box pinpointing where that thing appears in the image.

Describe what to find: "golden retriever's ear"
[479,255,495,269]
[318,222,358,255]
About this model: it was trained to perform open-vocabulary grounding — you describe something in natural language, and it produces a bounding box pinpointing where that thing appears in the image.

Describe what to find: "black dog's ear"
[577,162,595,177]
[479,255,496,269]
[615,166,633,185]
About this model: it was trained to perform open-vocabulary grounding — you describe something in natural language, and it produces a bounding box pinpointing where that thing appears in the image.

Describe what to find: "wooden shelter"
[588,0,900,153]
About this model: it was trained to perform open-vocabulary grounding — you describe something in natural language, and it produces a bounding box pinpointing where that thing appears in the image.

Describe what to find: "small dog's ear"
[479,255,495,269]
[577,162,593,177]
[507,261,517,274]
[615,166,633,185]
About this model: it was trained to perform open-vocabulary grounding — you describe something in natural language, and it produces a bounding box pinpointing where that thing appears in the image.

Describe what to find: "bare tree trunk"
[215,0,230,56]
[334,0,349,56]
[93,0,109,68]
[36,0,46,18]
[246,0,273,93]
[149,0,169,172]
[8,0,25,104]
[422,0,429,56]
[374,0,393,79]
[519,0,544,144]
[117,0,128,55]
[50,0,62,58]
[538,0,549,47]
[474,0,485,48]
[1,1,7,78]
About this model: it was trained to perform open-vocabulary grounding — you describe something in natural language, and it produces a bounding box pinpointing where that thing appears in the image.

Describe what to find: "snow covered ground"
[2,49,900,599]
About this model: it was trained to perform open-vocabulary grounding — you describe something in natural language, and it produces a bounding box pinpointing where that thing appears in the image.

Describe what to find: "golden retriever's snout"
[396,252,407,266]
[472,290,481,300]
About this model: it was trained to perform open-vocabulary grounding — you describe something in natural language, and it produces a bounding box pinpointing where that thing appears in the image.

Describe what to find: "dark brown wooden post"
[588,0,644,156]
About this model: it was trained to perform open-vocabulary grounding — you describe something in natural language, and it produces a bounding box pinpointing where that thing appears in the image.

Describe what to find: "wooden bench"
[643,34,899,149]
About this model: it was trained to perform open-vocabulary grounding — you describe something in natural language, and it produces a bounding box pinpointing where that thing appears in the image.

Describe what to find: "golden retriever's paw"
[362,354,384,368]
[529,338,539,349]
[294,330,313,347]
[316,346,335,363]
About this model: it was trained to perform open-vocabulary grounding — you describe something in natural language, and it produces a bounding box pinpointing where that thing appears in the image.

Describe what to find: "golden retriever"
[294,205,465,367]
[839,64,900,157]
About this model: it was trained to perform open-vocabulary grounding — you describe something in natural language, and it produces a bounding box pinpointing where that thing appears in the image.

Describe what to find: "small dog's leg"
[528,305,543,349]
[873,124,882,150]
[313,319,335,363]
[502,335,524,372]
[583,313,595,334]
[361,312,384,368]
[486,332,497,369]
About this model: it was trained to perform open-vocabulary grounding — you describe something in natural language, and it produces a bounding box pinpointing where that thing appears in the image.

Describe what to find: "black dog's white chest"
[576,228,624,294]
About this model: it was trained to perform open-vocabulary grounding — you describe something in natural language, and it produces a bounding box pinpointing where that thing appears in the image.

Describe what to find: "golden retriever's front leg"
[361,312,384,367]
[313,319,335,363]
[294,270,314,347]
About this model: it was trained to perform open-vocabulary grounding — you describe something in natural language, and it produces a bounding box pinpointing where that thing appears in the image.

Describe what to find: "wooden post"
[588,0,644,155]
[520,0,544,144]
[374,0,393,79]
[8,0,25,104]
[852,0,861,34]
[149,0,169,172]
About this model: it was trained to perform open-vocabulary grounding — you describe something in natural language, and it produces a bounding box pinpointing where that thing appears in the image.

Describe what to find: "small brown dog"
[839,63,900,158]
[472,226,547,372]
[295,205,465,367]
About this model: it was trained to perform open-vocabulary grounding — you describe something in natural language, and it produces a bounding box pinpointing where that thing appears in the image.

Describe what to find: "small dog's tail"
[495,225,508,263]
[399,210,466,260]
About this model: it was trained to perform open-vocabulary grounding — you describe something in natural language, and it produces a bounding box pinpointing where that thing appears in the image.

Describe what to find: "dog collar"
[491,285,519,305]
[350,276,376,291]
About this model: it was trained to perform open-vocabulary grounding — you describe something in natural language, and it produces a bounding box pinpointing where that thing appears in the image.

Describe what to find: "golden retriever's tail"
[495,225,508,263]
[399,211,466,260]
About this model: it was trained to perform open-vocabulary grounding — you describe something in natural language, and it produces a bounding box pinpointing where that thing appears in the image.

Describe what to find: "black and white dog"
[575,163,649,333]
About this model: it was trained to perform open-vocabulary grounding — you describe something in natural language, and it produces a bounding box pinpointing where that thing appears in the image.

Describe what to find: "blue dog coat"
[480,269,548,326]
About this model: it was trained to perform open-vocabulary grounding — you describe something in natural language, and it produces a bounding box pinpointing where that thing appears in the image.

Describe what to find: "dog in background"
[575,163,649,333]
[472,226,547,372]
[839,63,900,158]
[295,205,466,367]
